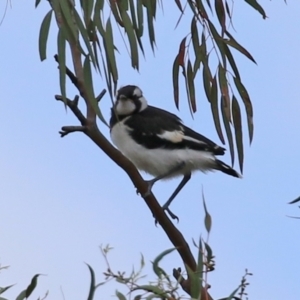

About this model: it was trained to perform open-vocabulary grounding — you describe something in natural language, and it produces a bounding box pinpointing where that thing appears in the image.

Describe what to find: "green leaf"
[110,0,124,27]
[57,28,67,105]
[39,10,53,61]
[15,290,26,300]
[215,0,226,36]
[152,248,175,277]
[223,286,240,300]
[86,263,96,300]
[82,0,94,26]
[204,242,213,263]
[221,96,234,166]
[185,265,201,299]
[187,59,196,112]
[83,56,108,125]
[25,274,42,298]
[94,1,105,37]
[105,18,118,83]
[233,77,254,143]
[121,11,139,69]
[196,237,203,290]
[202,58,212,102]
[174,0,183,12]
[116,291,127,300]
[194,0,208,19]
[0,285,14,295]
[172,54,180,109]
[144,1,155,51]
[73,10,97,68]
[244,0,267,19]
[218,64,231,121]
[136,0,144,38]
[202,190,212,233]
[225,31,256,63]
[59,0,77,41]
[132,285,167,296]
[210,76,225,144]
[232,96,244,173]
[129,0,145,55]
[223,43,240,80]
[95,0,104,11]
[191,17,199,57]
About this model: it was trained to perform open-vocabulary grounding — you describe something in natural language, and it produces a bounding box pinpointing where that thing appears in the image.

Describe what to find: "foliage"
[35,0,267,173]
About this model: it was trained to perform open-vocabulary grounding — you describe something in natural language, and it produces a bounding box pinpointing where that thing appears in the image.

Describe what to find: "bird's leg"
[143,162,186,197]
[162,173,192,220]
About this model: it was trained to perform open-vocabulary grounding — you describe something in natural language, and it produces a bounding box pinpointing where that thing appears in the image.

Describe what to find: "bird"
[110,85,241,219]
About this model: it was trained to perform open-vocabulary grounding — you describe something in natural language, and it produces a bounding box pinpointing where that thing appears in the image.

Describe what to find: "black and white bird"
[110,85,241,219]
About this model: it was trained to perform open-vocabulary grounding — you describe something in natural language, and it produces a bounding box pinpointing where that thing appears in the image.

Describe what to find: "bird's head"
[113,85,148,116]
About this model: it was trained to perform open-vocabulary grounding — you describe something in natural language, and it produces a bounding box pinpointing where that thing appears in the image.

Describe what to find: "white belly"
[110,122,217,178]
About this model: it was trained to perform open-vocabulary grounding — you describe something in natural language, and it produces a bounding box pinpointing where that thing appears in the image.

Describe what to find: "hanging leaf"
[225,31,256,63]
[244,0,267,19]
[232,96,244,172]
[86,264,96,300]
[218,64,231,121]
[223,43,240,80]
[202,190,212,233]
[172,54,180,109]
[215,0,226,36]
[210,76,225,144]
[187,59,196,112]
[221,96,234,166]
[39,10,53,61]
[57,28,67,105]
[174,0,184,12]
[178,36,186,66]
[233,77,254,143]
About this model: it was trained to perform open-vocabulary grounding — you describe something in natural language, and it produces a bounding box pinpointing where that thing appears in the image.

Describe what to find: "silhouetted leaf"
[204,0,212,12]
[136,0,144,37]
[223,43,240,80]
[0,285,14,295]
[57,28,67,105]
[194,0,208,19]
[204,242,213,263]
[202,61,211,102]
[218,64,231,121]
[132,285,167,296]
[215,0,226,36]
[59,0,77,41]
[15,290,26,300]
[202,190,212,233]
[178,37,186,66]
[25,274,42,298]
[39,10,53,61]
[233,77,254,143]
[288,196,300,205]
[81,0,93,26]
[121,11,139,69]
[232,96,243,172]
[110,0,124,27]
[191,17,199,57]
[144,1,155,51]
[187,59,196,112]
[221,96,234,165]
[210,76,225,144]
[244,0,267,19]
[35,0,41,7]
[172,54,180,109]
[174,0,183,12]
[86,263,96,300]
[225,31,256,63]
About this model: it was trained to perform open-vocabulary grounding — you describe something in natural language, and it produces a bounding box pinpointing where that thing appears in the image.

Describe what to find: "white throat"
[115,96,148,116]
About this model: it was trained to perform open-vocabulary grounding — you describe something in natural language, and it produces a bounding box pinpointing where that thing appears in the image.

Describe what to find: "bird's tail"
[216,159,242,178]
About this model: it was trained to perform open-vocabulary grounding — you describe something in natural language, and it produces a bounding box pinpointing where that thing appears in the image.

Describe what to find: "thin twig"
[96,89,107,102]
[59,126,87,137]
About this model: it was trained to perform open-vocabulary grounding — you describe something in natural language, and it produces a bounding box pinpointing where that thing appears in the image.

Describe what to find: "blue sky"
[1,1,300,300]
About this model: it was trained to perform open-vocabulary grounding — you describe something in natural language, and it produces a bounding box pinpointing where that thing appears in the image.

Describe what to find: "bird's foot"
[154,205,179,225]
[141,179,155,198]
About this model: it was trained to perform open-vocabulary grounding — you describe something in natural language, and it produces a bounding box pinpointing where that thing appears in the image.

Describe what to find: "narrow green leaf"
[202,61,211,102]
[187,0,199,18]
[152,248,175,277]
[0,285,14,295]
[210,76,225,144]
[94,2,105,37]
[15,290,26,300]
[105,18,118,83]
[187,59,196,112]
[224,286,240,300]
[129,0,145,55]
[225,31,256,63]
[225,0,231,19]
[196,237,203,287]
[136,0,144,38]
[59,0,77,41]
[140,253,145,268]
[191,17,199,57]
[86,264,96,300]
[204,0,212,11]
[177,36,186,66]
[0,297,9,300]
[73,10,97,68]
[218,64,231,121]
[223,43,240,80]
[204,242,213,263]
[82,0,93,26]
[95,0,104,11]
[233,77,254,143]
[232,96,244,173]
[132,285,167,296]
[221,96,234,165]
[83,56,108,125]
[121,11,139,69]
[215,0,226,36]
[144,1,155,51]
[117,0,129,12]
[244,0,267,19]
[39,10,53,61]
[57,28,67,105]
[110,0,124,27]
[185,265,200,299]
[172,54,180,109]
[25,274,41,298]
[195,0,208,19]
[116,291,127,300]
[202,190,212,233]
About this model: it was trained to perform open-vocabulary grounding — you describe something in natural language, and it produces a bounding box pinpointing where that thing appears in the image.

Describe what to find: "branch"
[59,126,87,137]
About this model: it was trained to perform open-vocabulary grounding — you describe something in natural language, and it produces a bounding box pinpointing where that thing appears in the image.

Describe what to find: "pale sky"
[1,1,300,300]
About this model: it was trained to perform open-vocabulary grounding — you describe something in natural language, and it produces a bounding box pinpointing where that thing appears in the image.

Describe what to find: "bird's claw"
[154,206,179,225]
[141,180,155,198]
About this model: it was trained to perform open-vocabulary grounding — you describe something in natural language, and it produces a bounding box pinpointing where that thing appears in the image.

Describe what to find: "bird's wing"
[124,106,225,155]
